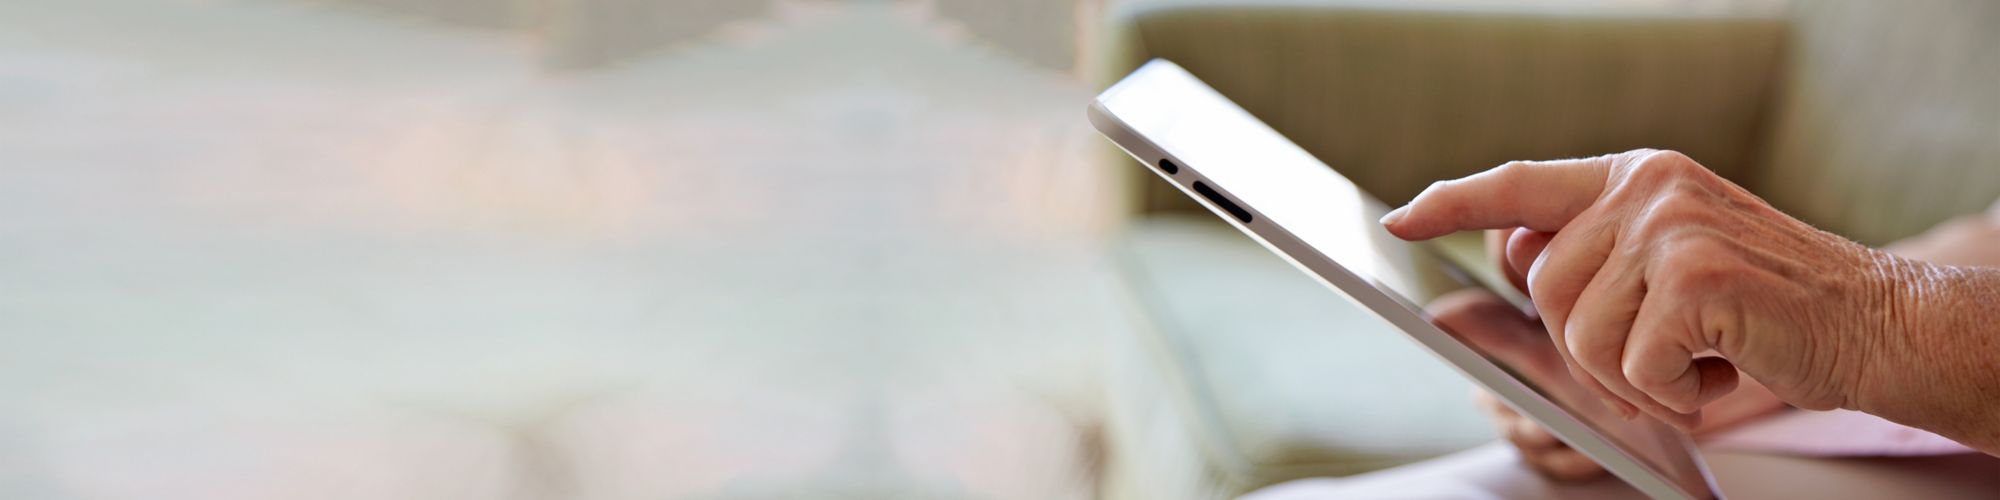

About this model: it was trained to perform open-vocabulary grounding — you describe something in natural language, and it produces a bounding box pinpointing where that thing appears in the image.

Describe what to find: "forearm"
[1861,260,2000,455]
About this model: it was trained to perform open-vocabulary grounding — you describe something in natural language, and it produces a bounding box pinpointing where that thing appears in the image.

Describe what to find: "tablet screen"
[1095,60,1716,499]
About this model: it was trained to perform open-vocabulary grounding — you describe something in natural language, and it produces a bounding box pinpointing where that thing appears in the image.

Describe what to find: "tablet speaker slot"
[1192,181,1252,223]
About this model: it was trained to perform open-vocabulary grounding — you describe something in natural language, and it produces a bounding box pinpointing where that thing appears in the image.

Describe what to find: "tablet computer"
[1089,59,1722,500]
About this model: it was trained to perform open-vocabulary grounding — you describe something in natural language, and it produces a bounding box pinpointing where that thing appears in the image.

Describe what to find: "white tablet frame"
[1089,59,1721,500]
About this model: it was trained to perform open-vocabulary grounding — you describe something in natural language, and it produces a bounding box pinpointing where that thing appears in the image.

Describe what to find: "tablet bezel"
[1089,59,1721,500]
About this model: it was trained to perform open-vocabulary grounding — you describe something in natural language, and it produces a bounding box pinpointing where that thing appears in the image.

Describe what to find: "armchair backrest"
[1754,1,2000,245]
[1096,5,1787,214]
[1098,2,2000,246]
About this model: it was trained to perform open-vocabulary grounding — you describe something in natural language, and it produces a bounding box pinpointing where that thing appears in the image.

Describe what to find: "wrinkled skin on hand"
[1386,149,2000,455]
[1386,150,1896,426]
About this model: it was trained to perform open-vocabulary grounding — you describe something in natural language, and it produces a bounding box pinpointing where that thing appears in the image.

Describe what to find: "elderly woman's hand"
[1381,150,2000,455]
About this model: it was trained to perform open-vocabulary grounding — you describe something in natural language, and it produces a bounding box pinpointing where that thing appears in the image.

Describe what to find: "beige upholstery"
[1097,2,1789,212]
[1094,1,2000,499]
[1755,1,2000,245]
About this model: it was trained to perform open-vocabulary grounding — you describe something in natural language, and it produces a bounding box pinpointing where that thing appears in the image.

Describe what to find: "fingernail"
[1379,206,1410,226]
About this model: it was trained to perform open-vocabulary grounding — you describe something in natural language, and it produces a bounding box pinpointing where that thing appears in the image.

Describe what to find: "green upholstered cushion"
[1108,216,1492,497]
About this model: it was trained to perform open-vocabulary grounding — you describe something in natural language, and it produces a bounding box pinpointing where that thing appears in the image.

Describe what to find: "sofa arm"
[1093,2,1787,213]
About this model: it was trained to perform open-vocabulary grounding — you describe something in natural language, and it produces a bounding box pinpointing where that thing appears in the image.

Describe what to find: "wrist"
[1853,253,2000,453]
[1847,251,1929,415]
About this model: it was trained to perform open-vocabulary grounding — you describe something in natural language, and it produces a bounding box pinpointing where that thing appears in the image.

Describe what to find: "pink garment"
[1241,441,2000,500]
[1241,444,1648,500]
[1699,409,1976,457]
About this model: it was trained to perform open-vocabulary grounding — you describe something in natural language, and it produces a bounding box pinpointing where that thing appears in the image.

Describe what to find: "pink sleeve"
[1699,409,1976,457]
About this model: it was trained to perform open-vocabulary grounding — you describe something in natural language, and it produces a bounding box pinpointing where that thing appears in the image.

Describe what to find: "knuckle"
[1627,212,1679,248]
[1616,150,1720,199]
[1653,235,1738,294]
[1624,150,1693,182]
[1563,320,1620,372]
[1628,190,1717,246]
[1526,275,1559,307]
[1660,264,1721,298]
[1661,250,1737,296]
[1623,351,1674,393]
[1526,273,1581,317]
[1491,161,1535,207]
[1650,185,1715,217]
[1494,160,1532,183]
[1409,180,1450,205]
[1649,149,1696,167]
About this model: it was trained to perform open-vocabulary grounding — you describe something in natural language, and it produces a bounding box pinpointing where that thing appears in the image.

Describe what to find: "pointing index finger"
[1381,152,1635,241]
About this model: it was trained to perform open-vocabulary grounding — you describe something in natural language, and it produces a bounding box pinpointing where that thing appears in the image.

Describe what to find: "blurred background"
[4,1,1122,498]
[22,0,2000,499]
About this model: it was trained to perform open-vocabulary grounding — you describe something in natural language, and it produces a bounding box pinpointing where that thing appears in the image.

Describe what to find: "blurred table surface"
[0,1,1128,498]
